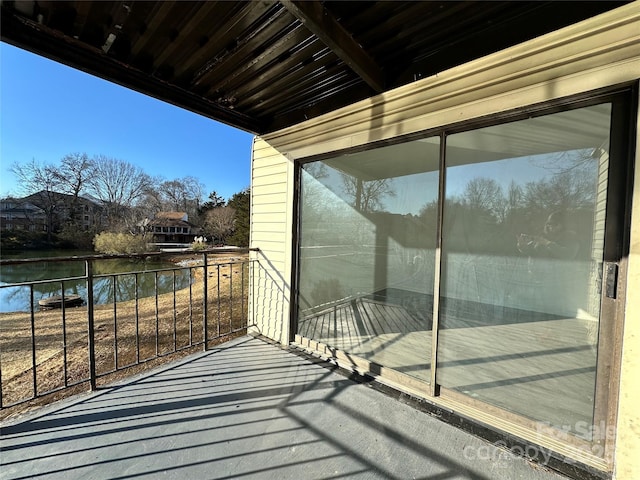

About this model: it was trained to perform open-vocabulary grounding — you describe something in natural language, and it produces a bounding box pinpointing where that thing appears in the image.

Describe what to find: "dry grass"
[0,253,250,421]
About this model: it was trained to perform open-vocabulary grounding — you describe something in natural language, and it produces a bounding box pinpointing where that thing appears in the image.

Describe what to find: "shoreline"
[0,253,249,413]
[0,251,248,313]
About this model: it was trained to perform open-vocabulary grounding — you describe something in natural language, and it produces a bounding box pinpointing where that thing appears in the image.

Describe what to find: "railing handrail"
[0,247,255,266]
[0,249,256,411]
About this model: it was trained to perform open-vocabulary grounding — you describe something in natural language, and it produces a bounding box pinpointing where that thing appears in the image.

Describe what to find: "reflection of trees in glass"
[418,158,598,255]
[418,201,438,250]
[304,162,329,181]
[507,181,524,212]
[340,174,395,213]
[463,177,506,222]
[301,163,331,217]
[532,147,603,176]
[301,164,346,247]
[523,170,596,212]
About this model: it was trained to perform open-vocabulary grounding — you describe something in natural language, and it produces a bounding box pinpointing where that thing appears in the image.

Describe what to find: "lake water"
[0,250,192,313]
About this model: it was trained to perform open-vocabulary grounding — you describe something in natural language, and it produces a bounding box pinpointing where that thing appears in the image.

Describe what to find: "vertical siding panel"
[249,137,292,344]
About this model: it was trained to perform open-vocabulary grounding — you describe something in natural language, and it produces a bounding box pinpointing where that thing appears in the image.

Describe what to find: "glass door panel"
[297,138,440,383]
[437,104,612,437]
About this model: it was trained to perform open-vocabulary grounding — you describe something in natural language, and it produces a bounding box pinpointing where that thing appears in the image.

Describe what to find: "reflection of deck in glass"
[299,293,432,383]
[298,293,598,438]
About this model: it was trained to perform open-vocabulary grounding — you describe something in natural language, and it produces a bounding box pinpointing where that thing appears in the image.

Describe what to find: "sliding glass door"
[437,103,611,437]
[297,138,440,383]
[295,89,632,452]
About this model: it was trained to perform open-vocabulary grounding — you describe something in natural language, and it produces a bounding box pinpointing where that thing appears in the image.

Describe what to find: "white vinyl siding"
[249,136,294,344]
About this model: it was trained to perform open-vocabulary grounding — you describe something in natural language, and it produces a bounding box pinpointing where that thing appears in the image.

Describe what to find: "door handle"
[605,262,618,299]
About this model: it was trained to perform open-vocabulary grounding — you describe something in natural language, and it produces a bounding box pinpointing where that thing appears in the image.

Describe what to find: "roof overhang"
[1,1,630,135]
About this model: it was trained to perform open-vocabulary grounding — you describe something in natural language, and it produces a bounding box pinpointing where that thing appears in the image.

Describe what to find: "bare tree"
[161,179,187,211]
[463,177,506,220]
[159,175,204,222]
[51,153,97,230]
[340,173,395,213]
[138,185,164,215]
[506,181,524,211]
[10,159,62,238]
[204,206,236,244]
[11,159,60,195]
[523,170,596,213]
[53,153,95,199]
[88,156,153,228]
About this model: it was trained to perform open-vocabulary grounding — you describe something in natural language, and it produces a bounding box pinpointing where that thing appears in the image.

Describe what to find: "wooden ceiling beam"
[280,0,385,93]
[0,10,264,134]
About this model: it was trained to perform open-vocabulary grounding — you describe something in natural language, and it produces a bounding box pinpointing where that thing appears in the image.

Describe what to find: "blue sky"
[0,43,255,202]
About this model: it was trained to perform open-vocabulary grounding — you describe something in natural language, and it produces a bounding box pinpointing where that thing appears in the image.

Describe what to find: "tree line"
[7,153,249,250]
[418,173,597,256]
[302,153,599,257]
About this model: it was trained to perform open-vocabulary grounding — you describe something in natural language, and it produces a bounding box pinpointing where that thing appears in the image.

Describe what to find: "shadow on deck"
[1,336,569,480]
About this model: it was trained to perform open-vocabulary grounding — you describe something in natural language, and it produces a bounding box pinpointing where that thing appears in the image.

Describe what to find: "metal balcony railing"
[0,249,254,410]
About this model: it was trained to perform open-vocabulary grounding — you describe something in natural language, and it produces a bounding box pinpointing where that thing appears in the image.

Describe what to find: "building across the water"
[144,212,200,245]
[0,191,105,233]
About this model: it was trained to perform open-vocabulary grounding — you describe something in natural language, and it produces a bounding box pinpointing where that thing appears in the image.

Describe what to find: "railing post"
[202,252,208,351]
[30,286,37,398]
[86,259,97,391]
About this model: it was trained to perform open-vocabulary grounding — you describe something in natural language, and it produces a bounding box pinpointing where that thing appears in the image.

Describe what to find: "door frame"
[290,82,638,474]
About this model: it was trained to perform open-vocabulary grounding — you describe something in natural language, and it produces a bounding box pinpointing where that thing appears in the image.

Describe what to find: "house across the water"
[145,212,199,245]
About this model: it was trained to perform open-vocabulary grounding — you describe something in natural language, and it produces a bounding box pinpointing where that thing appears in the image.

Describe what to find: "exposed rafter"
[280,0,385,93]
[1,1,626,134]
[0,11,264,133]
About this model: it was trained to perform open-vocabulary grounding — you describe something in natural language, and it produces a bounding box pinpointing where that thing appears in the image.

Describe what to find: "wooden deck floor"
[298,297,598,437]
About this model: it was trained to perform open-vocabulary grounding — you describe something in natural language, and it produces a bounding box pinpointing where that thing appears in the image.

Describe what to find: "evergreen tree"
[227,188,250,247]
